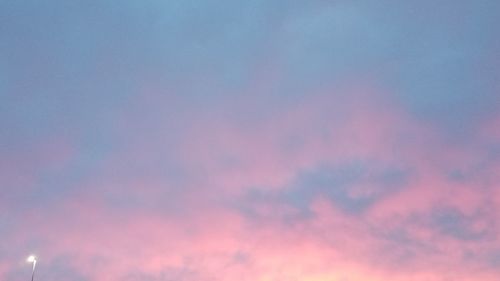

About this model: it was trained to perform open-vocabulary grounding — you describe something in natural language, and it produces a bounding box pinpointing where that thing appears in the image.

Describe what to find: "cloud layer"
[2,1,500,280]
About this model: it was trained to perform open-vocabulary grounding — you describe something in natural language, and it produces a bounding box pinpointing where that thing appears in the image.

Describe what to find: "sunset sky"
[2,1,500,280]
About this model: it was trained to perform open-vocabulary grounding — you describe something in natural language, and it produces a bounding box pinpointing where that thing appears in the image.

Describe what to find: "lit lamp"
[26,255,37,281]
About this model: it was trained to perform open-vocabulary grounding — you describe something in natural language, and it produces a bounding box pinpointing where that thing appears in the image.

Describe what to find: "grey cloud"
[289,161,409,214]
[235,161,410,222]
[431,207,493,241]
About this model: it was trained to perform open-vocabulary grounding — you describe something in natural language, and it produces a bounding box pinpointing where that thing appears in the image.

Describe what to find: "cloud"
[2,1,500,281]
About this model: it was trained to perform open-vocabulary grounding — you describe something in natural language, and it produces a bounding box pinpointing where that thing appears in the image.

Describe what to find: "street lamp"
[26,255,37,281]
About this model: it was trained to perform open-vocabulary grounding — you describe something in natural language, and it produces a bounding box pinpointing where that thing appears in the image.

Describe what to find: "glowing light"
[27,255,36,263]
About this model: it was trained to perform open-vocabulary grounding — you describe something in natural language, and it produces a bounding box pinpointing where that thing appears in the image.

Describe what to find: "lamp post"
[27,255,37,281]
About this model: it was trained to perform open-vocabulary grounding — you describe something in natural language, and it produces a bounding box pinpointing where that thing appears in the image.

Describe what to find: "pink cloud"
[4,79,500,281]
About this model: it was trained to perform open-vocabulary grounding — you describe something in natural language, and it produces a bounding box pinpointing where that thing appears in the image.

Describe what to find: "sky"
[1,0,500,280]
